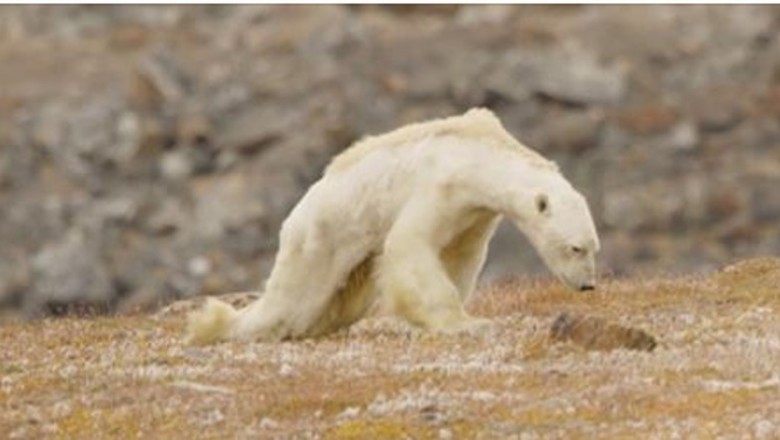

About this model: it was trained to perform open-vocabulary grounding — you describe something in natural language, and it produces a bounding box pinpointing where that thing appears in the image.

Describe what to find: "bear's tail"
[185,297,239,345]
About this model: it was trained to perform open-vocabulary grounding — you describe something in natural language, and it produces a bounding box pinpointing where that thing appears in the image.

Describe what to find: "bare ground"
[2,258,780,439]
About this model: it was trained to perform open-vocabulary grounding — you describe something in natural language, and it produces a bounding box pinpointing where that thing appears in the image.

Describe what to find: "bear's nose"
[579,284,595,292]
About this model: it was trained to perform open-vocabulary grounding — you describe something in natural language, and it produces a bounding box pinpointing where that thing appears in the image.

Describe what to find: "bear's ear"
[535,193,549,215]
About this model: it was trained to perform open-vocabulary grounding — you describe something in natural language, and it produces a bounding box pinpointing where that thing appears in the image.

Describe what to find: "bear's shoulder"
[325,108,556,175]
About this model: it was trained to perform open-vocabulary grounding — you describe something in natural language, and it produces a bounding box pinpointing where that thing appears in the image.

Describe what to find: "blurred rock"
[178,112,212,147]
[533,53,627,105]
[145,197,189,235]
[707,185,748,224]
[214,105,286,155]
[0,259,30,309]
[665,122,700,152]
[29,230,113,315]
[688,86,745,132]
[541,110,604,154]
[752,178,780,223]
[160,150,195,180]
[138,48,191,104]
[617,102,678,135]
[193,171,267,241]
[456,5,514,26]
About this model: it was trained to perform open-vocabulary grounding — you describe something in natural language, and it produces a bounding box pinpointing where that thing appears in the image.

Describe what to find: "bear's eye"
[571,246,585,255]
[535,194,549,214]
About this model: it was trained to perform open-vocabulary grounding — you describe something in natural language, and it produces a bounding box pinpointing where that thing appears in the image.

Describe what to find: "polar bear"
[187,108,600,344]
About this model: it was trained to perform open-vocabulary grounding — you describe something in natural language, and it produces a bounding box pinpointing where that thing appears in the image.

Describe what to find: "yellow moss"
[58,407,98,439]
[59,404,189,440]
[515,406,567,426]
[326,420,411,440]
[643,388,769,419]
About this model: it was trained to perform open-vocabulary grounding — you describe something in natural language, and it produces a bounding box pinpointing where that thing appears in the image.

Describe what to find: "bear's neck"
[467,151,564,224]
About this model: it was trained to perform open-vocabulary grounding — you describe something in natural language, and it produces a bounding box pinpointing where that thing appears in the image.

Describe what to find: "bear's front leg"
[440,211,501,301]
[377,190,491,333]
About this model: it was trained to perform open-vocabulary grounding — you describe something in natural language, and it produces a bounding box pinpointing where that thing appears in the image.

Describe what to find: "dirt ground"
[2,258,779,439]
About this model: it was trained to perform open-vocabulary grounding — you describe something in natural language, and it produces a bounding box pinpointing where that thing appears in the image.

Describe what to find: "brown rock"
[135,48,192,106]
[214,105,286,155]
[543,110,604,154]
[108,24,151,51]
[761,86,780,118]
[617,102,678,135]
[178,112,212,146]
[752,177,780,222]
[550,313,657,352]
[128,67,164,111]
[707,187,746,222]
[687,86,745,132]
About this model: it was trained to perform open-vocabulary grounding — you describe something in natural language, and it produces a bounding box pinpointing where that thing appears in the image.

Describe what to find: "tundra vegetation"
[2,258,779,438]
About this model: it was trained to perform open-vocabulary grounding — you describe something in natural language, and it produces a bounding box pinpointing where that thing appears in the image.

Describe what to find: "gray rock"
[145,197,190,235]
[0,258,30,309]
[29,229,113,311]
[138,48,191,104]
[160,150,195,180]
[688,86,745,132]
[455,5,514,26]
[665,122,700,152]
[541,110,605,154]
[532,53,627,105]
[752,178,780,222]
[113,111,143,167]
[214,105,286,155]
[480,68,535,105]
[89,196,140,227]
[193,171,267,240]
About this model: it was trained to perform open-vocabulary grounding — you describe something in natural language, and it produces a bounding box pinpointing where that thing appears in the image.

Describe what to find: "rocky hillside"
[1,5,779,314]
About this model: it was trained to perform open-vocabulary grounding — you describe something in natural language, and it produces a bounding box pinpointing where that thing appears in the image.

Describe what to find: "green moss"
[0,363,23,374]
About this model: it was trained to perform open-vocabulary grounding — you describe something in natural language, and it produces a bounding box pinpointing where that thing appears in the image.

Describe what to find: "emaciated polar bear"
[187,108,600,344]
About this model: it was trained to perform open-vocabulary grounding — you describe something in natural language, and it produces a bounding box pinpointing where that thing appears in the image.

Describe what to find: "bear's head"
[521,186,600,291]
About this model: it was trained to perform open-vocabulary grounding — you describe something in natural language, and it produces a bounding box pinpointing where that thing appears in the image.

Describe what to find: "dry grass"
[2,258,780,439]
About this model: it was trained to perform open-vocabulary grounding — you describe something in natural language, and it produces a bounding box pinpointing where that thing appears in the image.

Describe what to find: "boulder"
[29,229,113,315]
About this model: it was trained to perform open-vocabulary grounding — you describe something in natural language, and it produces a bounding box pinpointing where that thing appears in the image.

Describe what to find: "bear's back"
[325,108,555,175]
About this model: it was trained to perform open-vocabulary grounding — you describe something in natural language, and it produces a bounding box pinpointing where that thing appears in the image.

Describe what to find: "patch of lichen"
[258,396,363,422]
[713,257,780,309]
[324,418,480,440]
[2,373,77,403]
[628,387,772,423]
[57,405,189,440]
[325,419,412,439]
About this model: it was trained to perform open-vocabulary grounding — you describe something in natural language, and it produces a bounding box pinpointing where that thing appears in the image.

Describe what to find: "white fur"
[186,108,600,343]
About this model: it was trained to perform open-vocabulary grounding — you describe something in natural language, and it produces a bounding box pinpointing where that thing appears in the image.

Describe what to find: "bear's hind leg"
[231,235,372,341]
[305,257,379,336]
[378,194,489,333]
